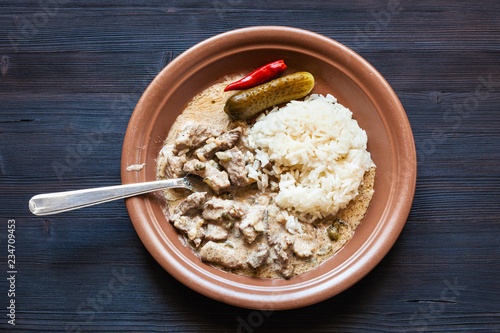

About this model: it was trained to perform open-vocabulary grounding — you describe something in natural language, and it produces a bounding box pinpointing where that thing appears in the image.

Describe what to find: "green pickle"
[224,71,315,120]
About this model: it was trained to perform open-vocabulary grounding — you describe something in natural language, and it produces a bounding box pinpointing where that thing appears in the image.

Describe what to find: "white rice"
[244,94,374,220]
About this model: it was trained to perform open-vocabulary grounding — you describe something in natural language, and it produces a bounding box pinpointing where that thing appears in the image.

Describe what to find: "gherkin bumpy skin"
[224,72,315,120]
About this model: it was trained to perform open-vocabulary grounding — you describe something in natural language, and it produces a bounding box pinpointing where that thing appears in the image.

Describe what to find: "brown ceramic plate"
[121,26,416,310]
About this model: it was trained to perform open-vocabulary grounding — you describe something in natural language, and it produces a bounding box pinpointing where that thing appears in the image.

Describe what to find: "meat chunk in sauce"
[204,224,229,241]
[247,243,270,269]
[202,198,246,224]
[158,145,187,179]
[238,206,267,244]
[292,237,315,258]
[269,234,294,279]
[199,241,247,269]
[216,147,251,187]
[174,192,207,216]
[171,215,204,247]
[195,127,243,161]
[173,123,223,155]
[183,159,230,193]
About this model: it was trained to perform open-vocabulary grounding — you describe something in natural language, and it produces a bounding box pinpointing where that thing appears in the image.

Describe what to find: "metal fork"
[28,177,194,216]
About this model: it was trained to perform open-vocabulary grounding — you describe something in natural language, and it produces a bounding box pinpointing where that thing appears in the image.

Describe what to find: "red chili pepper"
[224,60,287,92]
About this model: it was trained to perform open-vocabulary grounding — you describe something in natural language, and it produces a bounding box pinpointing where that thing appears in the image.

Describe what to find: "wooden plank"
[0,0,499,331]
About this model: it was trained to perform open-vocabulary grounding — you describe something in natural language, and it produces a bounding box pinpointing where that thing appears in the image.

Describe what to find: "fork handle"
[29,178,190,216]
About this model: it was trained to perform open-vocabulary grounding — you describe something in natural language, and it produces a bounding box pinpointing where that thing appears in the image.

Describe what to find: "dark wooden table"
[1,0,499,332]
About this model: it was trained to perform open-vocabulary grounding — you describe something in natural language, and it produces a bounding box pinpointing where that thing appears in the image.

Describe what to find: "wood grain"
[0,0,499,331]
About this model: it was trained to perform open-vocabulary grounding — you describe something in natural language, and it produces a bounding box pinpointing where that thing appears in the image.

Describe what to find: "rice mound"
[244,94,374,220]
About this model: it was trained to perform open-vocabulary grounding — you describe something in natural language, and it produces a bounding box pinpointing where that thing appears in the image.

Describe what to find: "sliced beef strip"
[203,170,231,194]
[238,205,267,244]
[174,192,207,216]
[204,224,229,241]
[171,215,204,247]
[239,224,257,244]
[173,123,223,155]
[159,145,187,179]
[247,243,270,269]
[269,233,294,279]
[202,198,246,224]
[195,127,243,161]
[183,159,230,193]
[199,241,247,269]
[217,147,250,187]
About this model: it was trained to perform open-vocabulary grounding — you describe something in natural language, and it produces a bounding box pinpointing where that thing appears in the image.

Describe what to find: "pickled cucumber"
[224,71,315,120]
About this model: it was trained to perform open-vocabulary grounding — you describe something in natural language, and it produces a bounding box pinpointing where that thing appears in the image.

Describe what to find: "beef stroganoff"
[156,75,375,279]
